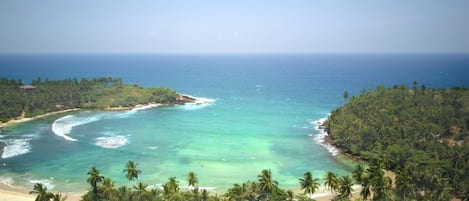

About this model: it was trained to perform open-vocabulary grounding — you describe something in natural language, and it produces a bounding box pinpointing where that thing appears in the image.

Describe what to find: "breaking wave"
[179,94,216,111]
[310,117,340,156]
[30,179,55,190]
[1,138,31,159]
[95,135,129,149]
[51,114,102,141]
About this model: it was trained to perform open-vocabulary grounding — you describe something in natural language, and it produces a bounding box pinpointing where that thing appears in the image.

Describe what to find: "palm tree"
[396,169,417,201]
[86,166,104,201]
[29,183,53,201]
[201,189,209,201]
[299,171,319,198]
[338,175,354,200]
[324,171,339,195]
[286,190,294,201]
[51,193,67,201]
[123,160,142,182]
[117,186,131,201]
[257,169,278,199]
[100,177,116,201]
[187,171,199,190]
[133,182,149,200]
[163,177,180,194]
[352,164,365,184]
[163,177,180,200]
[359,176,372,201]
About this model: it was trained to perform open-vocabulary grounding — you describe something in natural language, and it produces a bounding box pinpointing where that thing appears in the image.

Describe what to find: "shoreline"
[0,94,198,129]
[0,183,82,201]
[0,109,80,129]
[0,106,364,200]
[0,182,360,201]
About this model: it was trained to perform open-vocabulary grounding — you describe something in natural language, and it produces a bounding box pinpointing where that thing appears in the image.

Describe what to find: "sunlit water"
[1,54,468,192]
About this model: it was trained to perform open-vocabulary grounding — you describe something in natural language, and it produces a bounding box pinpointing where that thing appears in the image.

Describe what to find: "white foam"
[52,104,161,142]
[179,185,216,191]
[1,138,31,159]
[114,104,162,118]
[95,135,128,149]
[310,117,340,156]
[131,104,161,112]
[148,146,158,150]
[180,94,216,111]
[29,179,55,190]
[0,176,13,187]
[52,114,103,141]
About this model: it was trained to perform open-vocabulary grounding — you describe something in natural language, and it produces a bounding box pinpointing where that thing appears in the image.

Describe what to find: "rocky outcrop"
[0,141,6,157]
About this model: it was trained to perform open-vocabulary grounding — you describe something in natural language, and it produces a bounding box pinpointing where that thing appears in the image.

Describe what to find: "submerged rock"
[0,141,6,156]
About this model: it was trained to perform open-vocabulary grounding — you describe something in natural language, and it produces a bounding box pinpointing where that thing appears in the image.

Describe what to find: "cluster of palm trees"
[32,158,448,201]
[29,183,66,201]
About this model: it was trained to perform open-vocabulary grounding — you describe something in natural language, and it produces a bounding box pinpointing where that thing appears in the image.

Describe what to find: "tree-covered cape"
[325,84,469,200]
[0,77,181,122]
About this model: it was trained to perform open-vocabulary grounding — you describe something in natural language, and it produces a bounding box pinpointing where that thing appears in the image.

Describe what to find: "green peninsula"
[325,84,469,200]
[0,77,191,123]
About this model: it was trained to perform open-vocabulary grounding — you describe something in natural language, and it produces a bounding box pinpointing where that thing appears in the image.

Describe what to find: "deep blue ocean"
[0,54,468,192]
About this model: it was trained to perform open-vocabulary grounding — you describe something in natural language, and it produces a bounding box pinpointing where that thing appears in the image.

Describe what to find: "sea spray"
[1,138,31,159]
[95,135,129,149]
[178,94,216,111]
[311,117,340,156]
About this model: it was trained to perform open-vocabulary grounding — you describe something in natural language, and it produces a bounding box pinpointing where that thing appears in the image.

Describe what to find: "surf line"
[51,95,216,142]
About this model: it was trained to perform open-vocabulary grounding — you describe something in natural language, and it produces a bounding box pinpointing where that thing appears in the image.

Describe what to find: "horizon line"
[1,51,469,55]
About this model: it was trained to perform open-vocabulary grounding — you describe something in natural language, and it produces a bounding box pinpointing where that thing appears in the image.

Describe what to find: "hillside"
[0,77,186,122]
[325,83,469,200]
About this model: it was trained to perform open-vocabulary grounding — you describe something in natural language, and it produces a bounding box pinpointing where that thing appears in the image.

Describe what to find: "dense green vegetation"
[32,160,373,201]
[18,82,469,200]
[0,77,181,122]
[326,83,469,200]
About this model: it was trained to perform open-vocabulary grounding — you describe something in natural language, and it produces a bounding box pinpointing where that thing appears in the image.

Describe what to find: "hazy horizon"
[1,0,469,54]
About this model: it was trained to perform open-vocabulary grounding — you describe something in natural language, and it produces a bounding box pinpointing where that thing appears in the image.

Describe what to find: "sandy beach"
[0,183,35,201]
[0,183,81,201]
[0,109,80,129]
[0,182,362,201]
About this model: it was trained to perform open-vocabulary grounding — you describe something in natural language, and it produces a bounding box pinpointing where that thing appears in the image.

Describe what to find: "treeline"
[325,83,469,200]
[31,160,396,201]
[0,77,180,122]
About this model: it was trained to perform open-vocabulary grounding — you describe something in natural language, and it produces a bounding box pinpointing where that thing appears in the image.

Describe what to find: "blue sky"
[1,0,468,54]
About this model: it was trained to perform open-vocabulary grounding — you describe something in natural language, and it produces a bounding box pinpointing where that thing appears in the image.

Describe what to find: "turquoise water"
[1,54,468,192]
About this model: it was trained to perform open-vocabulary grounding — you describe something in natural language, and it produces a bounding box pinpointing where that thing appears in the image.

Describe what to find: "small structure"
[19,85,37,90]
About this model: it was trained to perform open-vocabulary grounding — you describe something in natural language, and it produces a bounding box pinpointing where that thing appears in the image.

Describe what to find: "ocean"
[0,54,468,193]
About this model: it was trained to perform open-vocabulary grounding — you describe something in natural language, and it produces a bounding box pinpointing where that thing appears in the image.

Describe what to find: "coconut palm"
[86,166,104,201]
[29,183,53,201]
[257,169,278,199]
[100,177,116,201]
[201,189,209,201]
[123,160,141,182]
[163,177,180,200]
[299,171,319,198]
[133,182,149,200]
[117,186,131,201]
[187,171,199,190]
[51,193,67,201]
[163,177,180,194]
[396,169,417,200]
[352,164,365,184]
[324,171,339,195]
[359,176,372,201]
[338,175,354,200]
[286,190,294,201]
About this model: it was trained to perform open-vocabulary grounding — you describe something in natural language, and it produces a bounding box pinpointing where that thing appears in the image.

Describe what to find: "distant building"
[19,85,37,90]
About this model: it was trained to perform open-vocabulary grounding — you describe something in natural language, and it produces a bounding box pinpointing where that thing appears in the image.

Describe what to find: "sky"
[1,0,469,54]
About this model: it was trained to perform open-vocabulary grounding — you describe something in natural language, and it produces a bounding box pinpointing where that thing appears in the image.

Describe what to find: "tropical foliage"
[0,77,181,122]
[326,83,469,200]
